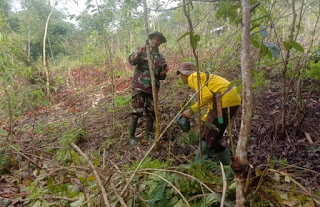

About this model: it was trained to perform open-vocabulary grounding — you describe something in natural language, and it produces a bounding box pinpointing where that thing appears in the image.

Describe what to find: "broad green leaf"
[250,23,260,31]
[263,41,280,59]
[251,38,261,48]
[148,181,167,206]
[192,34,201,50]
[177,32,191,42]
[173,199,184,207]
[290,40,304,52]
[70,193,85,207]
[259,27,268,39]
[283,41,291,51]
[228,182,236,191]
[307,60,320,80]
[205,193,218,205]
[259,43,268,57]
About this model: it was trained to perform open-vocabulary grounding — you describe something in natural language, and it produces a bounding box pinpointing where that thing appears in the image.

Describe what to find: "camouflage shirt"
[129,47,167,94]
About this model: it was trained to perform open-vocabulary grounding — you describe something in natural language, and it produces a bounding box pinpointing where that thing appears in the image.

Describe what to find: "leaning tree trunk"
[143,0,161,150]
[43,1,55,99]
[234,0,252,206]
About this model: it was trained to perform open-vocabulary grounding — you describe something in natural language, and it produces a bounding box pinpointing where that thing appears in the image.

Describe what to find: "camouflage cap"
[177,62,196,75]
[149,31,167,43]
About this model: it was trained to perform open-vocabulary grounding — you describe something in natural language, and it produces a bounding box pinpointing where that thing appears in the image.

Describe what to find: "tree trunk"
[280,0,296,136]
[234,0,252,206]
[183,0,203,168]
[95,0,115,131]
[143,0,161,150]
[43,1,55,99]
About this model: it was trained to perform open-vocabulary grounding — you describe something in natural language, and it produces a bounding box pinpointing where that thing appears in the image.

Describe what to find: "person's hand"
[160,68,168,76]
[182,109,192,118]
[138,45,146,56]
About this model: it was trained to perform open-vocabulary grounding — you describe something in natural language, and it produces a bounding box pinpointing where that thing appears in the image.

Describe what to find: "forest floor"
[0,60,319,205]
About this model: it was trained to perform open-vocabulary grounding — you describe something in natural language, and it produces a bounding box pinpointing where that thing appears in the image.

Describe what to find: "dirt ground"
[1,61,319,201]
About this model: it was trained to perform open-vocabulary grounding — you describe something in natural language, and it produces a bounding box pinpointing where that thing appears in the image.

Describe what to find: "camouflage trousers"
[131,89,155,121]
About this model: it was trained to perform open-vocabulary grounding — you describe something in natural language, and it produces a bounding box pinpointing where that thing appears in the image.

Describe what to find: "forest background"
[0,0,319,206]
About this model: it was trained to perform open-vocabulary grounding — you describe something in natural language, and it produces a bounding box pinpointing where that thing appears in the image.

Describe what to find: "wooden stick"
[84,187,91,207]
[110,183,128,207]
[219,162,227,207]
[70,142,110,207]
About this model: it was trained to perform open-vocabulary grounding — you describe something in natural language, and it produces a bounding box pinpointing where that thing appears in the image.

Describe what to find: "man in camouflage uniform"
[128,31,168,145]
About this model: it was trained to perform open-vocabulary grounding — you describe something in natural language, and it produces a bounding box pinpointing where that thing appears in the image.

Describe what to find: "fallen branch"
[268,169,310,193]
[24,196,77,202]
[9,145,41,168]
[110,183,128,207]
[219,162,227,207]
[70,142,110,207]
[84,187,91,207]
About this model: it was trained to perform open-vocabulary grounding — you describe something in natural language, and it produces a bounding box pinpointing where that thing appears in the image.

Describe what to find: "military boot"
[194,141,210,164]
[128,119,138,145]
[146,117,154,141]
[215,148,234,179]
[214,148,231,165]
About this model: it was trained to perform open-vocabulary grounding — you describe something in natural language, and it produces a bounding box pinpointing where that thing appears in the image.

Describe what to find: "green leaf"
[70,193,85,207]
[251,38,261,48]
[259,27,268,39]
[263,41,280,59]
[148,181,167,206]
[283,41,291,51]
[177,32,191,42]
[237,83,242,93]
[173,199,184,207]
[290,40,304,52]
[259,43,268,57]
[192,34,201,50]
[204,193,218,205]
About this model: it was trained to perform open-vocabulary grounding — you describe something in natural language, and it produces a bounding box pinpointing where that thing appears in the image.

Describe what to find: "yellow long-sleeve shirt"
[188,72,241,121]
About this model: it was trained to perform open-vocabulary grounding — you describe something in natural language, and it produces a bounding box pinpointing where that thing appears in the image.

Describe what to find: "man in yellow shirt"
[177,62,241,167]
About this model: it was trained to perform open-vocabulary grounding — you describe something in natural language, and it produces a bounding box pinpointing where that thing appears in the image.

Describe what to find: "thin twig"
[109,159,150,207]
[23,196,77,202]
[267,169,310,193]
[110,183,128,207]
[138,168,215,194]
[9,145,41,168]
[219,162,227,207]
[84,187,91,207]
